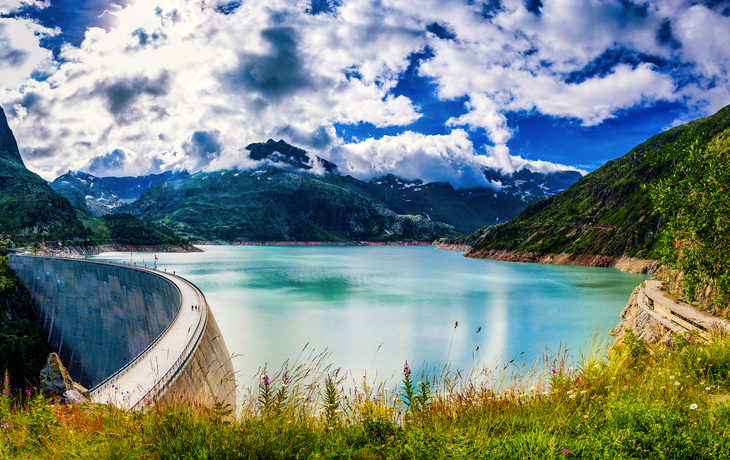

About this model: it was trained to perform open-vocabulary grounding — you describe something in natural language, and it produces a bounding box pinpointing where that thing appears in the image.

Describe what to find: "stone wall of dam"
[8,255,235,410]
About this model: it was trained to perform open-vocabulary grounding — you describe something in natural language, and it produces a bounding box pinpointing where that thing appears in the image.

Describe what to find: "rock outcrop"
[610,279,730,348]
[39,353,90,404]
[610,286,675,348]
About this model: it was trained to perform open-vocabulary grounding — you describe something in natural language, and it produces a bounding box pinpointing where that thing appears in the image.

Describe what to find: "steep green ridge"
[122,168,460,242]
[462,104,730,259]
[0,257,50,390]
[0,106,194,251]
[0,107,86,243]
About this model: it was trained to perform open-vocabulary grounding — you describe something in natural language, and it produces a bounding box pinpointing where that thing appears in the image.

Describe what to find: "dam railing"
[131,283,209,410]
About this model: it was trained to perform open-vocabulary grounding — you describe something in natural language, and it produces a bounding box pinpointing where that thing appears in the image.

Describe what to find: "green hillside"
[461,104,730,259]
[122,168,460,243]
[79,213,190,248]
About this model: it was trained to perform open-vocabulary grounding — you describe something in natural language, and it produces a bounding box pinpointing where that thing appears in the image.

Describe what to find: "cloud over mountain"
[0,0,727,186]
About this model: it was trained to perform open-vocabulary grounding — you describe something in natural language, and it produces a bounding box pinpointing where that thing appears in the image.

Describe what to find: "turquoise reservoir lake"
[90,246,650,387]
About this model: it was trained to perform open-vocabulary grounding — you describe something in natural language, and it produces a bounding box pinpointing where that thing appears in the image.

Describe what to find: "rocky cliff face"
[609,285,675,348]
[0,106,25,166]
[50,171,122,217]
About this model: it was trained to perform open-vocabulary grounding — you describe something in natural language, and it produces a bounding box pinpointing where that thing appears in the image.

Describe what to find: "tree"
[648,131,730,305]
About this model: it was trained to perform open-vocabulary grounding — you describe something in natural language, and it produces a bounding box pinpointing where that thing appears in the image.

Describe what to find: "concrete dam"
[8,255,235,410]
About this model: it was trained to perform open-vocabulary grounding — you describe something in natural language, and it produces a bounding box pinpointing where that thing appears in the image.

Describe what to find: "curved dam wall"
[8,255,235,409]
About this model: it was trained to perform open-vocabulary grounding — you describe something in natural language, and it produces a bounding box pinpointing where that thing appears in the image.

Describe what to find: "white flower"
[690,404,698,410]
[707,386,711,391]
[669,375,675,380]
[569,394,576,399]
[674,382,681,386]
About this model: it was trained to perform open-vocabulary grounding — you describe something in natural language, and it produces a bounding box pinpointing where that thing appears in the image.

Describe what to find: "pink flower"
[562,449,569,455]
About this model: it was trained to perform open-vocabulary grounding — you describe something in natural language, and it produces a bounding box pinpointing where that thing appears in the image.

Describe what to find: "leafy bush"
[648,129,730,305]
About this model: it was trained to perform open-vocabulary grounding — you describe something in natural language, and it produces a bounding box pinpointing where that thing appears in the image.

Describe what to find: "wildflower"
[690,404,698,410]
[2,423,10,429]
[569,394,576,399]
[669,376,675,380]
[551,369,557,374]
[283,372,290,386]
[707,386,712,391]
[580,390,586,394]
[562,449,569,455]
[674,382,680,386]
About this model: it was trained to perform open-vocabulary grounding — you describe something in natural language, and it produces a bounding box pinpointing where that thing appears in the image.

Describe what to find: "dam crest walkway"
[90,264,209,410]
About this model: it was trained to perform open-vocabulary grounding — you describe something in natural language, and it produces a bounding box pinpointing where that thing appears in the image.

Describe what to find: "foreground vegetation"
[3,331,730,458]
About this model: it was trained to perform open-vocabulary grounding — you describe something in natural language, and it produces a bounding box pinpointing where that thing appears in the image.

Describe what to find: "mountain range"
[110,140,581,242]
[1,101,583,246]
[45,139,581,243]
[49,170,190,217]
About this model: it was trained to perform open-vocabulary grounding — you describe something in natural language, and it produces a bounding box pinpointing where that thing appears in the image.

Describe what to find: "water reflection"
[90,246,650,387]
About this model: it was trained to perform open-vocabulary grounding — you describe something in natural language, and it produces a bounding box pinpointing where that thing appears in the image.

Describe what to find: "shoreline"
[436,243,661,275]
[33,243,201,258]
[192,240,439,247]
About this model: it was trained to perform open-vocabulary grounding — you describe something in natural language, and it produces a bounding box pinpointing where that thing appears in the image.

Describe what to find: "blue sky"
[0,0,728,187]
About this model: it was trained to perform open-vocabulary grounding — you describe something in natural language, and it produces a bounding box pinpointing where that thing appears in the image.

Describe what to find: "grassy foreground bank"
[3,331,730,459]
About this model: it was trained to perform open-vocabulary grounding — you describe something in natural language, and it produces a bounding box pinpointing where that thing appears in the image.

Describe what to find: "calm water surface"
[90,246,650,386]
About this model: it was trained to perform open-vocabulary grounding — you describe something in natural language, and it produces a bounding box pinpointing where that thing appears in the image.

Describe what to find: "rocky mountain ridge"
[113,138,582,242]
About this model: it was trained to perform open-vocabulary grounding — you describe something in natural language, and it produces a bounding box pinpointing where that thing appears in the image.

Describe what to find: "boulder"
[39,353,90,403]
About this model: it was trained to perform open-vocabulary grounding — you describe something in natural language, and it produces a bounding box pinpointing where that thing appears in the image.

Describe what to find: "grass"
[4,331,730,458]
